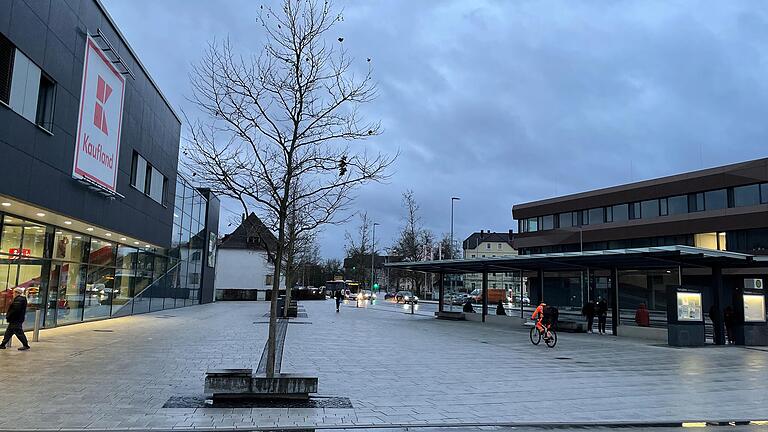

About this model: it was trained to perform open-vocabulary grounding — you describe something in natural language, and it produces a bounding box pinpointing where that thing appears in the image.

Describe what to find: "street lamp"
[449,197,460,312]
[370,222,380,300]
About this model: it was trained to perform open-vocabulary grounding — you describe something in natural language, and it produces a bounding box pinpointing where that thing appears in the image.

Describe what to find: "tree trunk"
[265,208,287,378]
[283,241,295,318]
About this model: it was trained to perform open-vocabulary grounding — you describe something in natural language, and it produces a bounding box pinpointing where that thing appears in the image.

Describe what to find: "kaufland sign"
[72,35,125,192]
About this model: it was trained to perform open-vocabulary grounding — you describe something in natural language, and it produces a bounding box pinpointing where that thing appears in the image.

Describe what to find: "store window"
[733,184,760,208]
[52,230,87,262]
[667,195,688,215]
[705,189,727,211]
[54,263,87,325]
[83,265,114,321]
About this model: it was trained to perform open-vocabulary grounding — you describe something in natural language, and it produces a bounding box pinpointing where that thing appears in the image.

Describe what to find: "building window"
[558,212,574,228]
[541,215,554,230]
[667,195,688,215]
[497,243,502,249]
[587,208,604,225]
[1,39,56,129]
[605,206,613,223]
[613,204,629,222]
[486,243,491,249]
[470,254,475,258]
[641,199,660,219]
[131,152,167,205]
[705,189,727,211]
[762,183,768,204]
[659,198,668,216]
[0,34,13,104]
[629,202,641,219]
[689,193,704,212]
[191,251,201,261]
[266,274,273,286]
[733,184,761,208]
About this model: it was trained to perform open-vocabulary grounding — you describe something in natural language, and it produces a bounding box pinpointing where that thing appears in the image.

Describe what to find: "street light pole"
[449,197,460,312]
[371,222,379,297]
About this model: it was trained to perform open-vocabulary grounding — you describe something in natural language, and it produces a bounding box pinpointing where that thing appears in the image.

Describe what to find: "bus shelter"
[385,246,768,345]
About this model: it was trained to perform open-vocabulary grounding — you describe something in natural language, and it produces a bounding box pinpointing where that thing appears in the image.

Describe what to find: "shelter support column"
[538,268,544,303]
[482,271,488,322]
[611,267,619,335]
[711,266,726,345]
[438,273,445,313]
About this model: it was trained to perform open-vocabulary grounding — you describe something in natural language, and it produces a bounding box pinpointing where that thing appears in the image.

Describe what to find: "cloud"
[103,0,768,258]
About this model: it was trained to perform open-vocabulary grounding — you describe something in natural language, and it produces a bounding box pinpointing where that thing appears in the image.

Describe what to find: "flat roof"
[384,246,762,273]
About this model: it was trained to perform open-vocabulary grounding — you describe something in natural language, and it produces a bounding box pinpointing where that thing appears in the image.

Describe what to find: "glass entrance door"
[45,263,62,327]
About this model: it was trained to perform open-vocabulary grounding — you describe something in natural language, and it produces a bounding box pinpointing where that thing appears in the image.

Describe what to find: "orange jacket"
[532,304,545,321]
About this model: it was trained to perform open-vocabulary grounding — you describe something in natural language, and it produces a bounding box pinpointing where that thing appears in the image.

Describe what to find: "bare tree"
[184,0,394,377]
[344,211,371,285]
[390,190,433,296]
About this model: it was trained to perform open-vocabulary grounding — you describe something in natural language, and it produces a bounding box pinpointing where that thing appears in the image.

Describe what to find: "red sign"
[72,35,125,192]
[8,248,31,258]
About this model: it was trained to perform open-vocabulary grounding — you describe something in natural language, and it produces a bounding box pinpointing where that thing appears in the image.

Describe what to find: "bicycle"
[529,320,557,348]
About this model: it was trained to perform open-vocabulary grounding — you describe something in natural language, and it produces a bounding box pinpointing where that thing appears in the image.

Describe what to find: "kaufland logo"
[93,75,112,135]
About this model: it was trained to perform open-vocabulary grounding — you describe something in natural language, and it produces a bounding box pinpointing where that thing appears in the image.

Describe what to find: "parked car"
[395,291,418,304]
[384,292,397,300]
[450,293,469,305]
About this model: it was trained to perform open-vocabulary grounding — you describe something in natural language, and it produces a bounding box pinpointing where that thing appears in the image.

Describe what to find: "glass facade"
[0,176,210,331]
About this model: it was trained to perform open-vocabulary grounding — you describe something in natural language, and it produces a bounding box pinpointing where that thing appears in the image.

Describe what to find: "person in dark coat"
[0,288,30,350]
[334,289,343,312]
[463,299,475,313]
[496,300,507,316]
[723,306,736,344]
[596,296,608,335]
[709,304,724,345]
[582,300,596,333]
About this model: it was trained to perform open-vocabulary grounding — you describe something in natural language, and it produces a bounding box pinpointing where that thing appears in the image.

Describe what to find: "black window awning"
[384,246,763,274]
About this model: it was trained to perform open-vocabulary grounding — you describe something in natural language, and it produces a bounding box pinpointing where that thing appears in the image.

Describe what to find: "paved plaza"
[0,300,767,430]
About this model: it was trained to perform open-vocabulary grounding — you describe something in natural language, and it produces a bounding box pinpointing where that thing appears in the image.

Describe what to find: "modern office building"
[0,0,219,331]
[389,158,767,345]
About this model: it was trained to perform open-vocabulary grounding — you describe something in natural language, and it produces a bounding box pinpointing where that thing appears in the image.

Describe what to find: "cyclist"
[532,302,552,340]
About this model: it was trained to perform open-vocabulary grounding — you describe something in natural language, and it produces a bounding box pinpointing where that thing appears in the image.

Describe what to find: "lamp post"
[370,222,379,299]
[449,197,460,311]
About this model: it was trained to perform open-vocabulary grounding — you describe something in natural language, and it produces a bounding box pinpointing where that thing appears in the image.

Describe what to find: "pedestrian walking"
[596,296,608,335]
[582,299,596,333]
[723,306,736,344]
[0,288,30,351]
[334,289,343,313]
[709,304,724,345]
[496,300,507,316]
[463,299,475,313]
[635,303,650,327]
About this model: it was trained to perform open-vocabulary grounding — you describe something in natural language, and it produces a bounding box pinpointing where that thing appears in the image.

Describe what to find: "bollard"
[33,309,41,342]
[411,301,415,315]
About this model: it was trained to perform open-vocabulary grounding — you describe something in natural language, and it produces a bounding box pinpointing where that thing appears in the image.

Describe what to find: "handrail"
[111,261,183,315]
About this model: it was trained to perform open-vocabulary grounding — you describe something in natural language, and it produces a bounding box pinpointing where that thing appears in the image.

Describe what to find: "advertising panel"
[744,294,766,323]
[72,35,126,192]
[677,291,702,322]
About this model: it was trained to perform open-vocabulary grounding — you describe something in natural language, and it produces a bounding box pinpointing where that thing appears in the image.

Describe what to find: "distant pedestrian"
[0,288,30,351]
[596,296,608,335]
[635,303,650,327]
[709,304,723,345]
[582,299,596,333]
[496,300,507,316]
[723,306,736,344]
[463,299,475,313]
[334,289,343,313]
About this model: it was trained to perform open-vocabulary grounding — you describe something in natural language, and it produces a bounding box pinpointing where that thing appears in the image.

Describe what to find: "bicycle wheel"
[545,330,557,348]
[530,326,541,345]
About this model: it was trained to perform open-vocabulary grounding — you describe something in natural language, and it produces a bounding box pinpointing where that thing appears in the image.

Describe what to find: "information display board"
[744,294,766,323]
[677,291,703,322]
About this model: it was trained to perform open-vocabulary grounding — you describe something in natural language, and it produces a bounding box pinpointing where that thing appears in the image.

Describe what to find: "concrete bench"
[556,320,587,333]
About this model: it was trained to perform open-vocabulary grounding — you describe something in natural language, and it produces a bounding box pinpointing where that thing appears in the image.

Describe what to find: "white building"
[215,214,285,299]
[462,231,519,294]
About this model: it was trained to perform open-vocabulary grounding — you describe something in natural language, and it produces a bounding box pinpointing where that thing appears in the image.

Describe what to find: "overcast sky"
[103,0,768,259]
